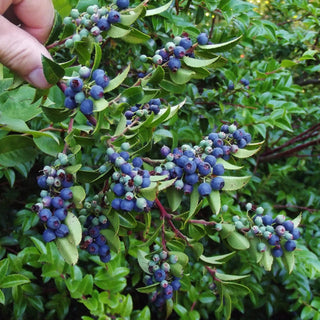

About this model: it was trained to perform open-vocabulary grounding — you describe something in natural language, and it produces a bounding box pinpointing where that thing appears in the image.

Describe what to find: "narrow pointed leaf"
[222,176,251,191]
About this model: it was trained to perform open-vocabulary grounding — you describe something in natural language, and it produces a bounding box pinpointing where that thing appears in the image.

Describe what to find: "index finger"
[12,0,55,43]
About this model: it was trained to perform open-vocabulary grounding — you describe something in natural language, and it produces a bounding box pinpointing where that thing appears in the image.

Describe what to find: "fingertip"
[26,67,52,89]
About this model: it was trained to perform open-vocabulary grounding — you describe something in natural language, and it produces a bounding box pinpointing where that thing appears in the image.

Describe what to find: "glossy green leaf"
[137,249,151,274]
[121,87,144,105]
[42,55,65,84]
[0,274,30,288]
[232,146,262,158]
[65,212,82,246]
[46,10,62,45]
[282,250,295,274]
[70,186,86,209]
[183,56,220,68]
[100,229,121,253]
[105,64,130,93]
[56,237,79,265]
[146,0,173,16]
[200,252,236,265]
[197,36,242,52]
[215,272,250,281]
[122,28,150,44]
[222,176,251,191]
[108,24,131,38]
[226,231,250,250]
[169,68,195,85]
[208,190,221,214]
[136,283,159,293]
[166,187,183,212]
[216,158,243,170]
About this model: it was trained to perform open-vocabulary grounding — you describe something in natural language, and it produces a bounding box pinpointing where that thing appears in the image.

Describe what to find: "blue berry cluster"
[157,124,251,196]
[124,98,163,126]
[140,32,209,73]
[64,68,110,115]
[228,78,250,90]
[235,205,300,257]
[63,2,127,47]
[143,249,182,307]
[33,153,74,243]
[105,144,154,213]
[81,211,111,263]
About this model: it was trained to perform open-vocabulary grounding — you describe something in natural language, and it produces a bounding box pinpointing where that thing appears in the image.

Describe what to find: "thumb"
[0,15,52,89]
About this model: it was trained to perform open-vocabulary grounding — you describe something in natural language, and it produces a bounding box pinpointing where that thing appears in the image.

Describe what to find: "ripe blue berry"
[97,17,110,31]
[47,216,61,230]
[179,37,192,49]
[283,220,294,233]
[99,244,110,256]
[198,182,212,197]
[212,163,224,176]
[132,157,143,168]
[210,177,225,190]
[116,0,130,9]
[100,254,111,263]
[168,57,181,72]
[113,183,125,197]
[184,160,197,174]
[43,229,56,242]
[292,228,300,240]
[87,243,99,254]
[262,215,273,226]
[184,173,199,185]
[271,246,283,258]
[90,85,104,100]
[164,285,173,299]
[141,177,151,188]
[240,78,250,86]
[268,234,280,246]
[55,224,69,238]
[54,208,68,221]
[284,240,296,252]
[197,33,209,45]
[60,188,73,201]
[64,97,77,109]
[107,10,121,24]
[173,46,186,58]
[111,198,122,210]
[228,80,235,90]
[80,99,94,115]
[39,208,52,222]
[197,161,212,176]
[95,74,110,88]
[212,147,224,158]
[154,269,166,282]
[92,69,105,80]
[51,196,64,209]
[69,77,83,92]
[79,66,91,79]
[120,199,134,211]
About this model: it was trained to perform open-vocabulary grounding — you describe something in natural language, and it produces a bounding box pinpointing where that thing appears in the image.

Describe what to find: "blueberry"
[175,155,189,168]
[141,177,151,188]
[271,246,283,258]
[111,198,122,210]
[108,152,120,163]
[204,155,217,167]
[228,80,235,90]
[173,46,186,58]
[119,151,130,161]
[51,196,64,209]
[208,132,219,141]
[170,166,183,179]
[197,33,208,45]
[97,17,110,31]
[74,91,85,104]
[113,183,125,197]
[99,244,110,256]
[87,243,99,255]
[183,184,193,193]
[233,129,245,140]
[120,163,132,175]
[60,188,73,201]
[100,254,111,263]
[55,224,69,238]
[90,85,104,100]
[212,147,224,158]
[124,110,134,119]
[149,98,161,106]
[184,173,198,185]
[43,229,56,242]
[212,163,224,176]
[238,138,247,148]
[39,208,52,222]
[152,54,163,65]
[184,160,197,174]
[197,161,212,176]
[168,57,181,72]
[292,228,300,240]
[164,285,173,299]
[154,269,166,282]
[240,78,250,86]
[79,99,93,115]
[284,240,296,252]
[198,182,212,197]
[262,215,273,226]
[120,199,134,211]
[275,225,286,236]
[54,208,68,221]
[107,10,121,24]
[210,177,225,190]
[159,49,169,61]
[88,226,100,238]
[179,37,192,49]
[92,69,105,80]
[47,216,61,230]
[69,77,83,92]
[149,104,160,114]
[171,279,181,291]
[79,66,91,79]
[283,220,294,233]
[64,97,77,109]
[132,157,143,168]
[95,74,110,88]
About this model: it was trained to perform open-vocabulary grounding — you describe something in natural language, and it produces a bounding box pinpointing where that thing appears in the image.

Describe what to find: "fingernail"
[27,68,51,89]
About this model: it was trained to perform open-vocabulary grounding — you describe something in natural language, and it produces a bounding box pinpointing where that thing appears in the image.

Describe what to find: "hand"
[0,0,55,89]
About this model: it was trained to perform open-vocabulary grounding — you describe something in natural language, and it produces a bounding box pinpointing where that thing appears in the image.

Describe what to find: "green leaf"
[166,187,183,212]
[41,106,72,123]
[183,56,220,68]
[200,252,236,265]
[42,55,65,84]
[0,290,5,305]
[100,229,121,253]
[114,113,127,136]
[92,42,102,72]
[56,237,79,265]
[94,98,109,112]
[139,182,158,201]
[146,0,173,16]
[282,250,295,274]
[226,232,250,250]
[4,168,15,187]
[208,190,221,214]
[70,186,86,209]
[65,212,82,246]
[105,65,130,93]
[0,274,30,288]
[232,146,262,158]
[292,214,302,228]
[137,221,163,248]
[186,186,200,222]
[107,24,131,38]
[137,249,151,274]
[142,66,165,86]
[169,68,195,85]
[33,135,63,156]
[216,158,243,170]
[197,36,242,52]
[46,10,63,45]
[0,136,37,167]
[118,211,137,228]
[122,28,150,44]
[136,283,159,293]
[215,272,249,281]
[120,4,146,26]
[260,248,274,271]
[121,87,144,105]
[222,176,251,191]
[74,37,94,66]
[0,260,9,282]
[220,224,235,239]
[160,80,186,93]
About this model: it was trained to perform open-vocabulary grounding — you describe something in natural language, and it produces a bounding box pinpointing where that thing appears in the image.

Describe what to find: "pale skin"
[0,0,55,88]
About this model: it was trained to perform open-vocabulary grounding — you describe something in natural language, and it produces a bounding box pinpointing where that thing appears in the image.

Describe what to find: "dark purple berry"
[69,77,83,92]
[99,244,110,256]
[212,163,224,176]
[43,229,56,242]
[60,188,73,200]
[39,208,52,222]
[64,97,77,109]
[240,78,250,86]
[116,0,129,10]
[54,208,68,221]
[154,269,166,282]
[80,99,94,115]
[97,17,110,31]
[107,10,121,24]
[212,147,224,158]
[87,243,99,254]
[88,226,100,238]
[179,37,192,49]
[47,216,61,230]
[100,254,111,263]
[198,182,212,197]
[55,224,69,238]
[168,57,181,72]
[283,220,294,233]
[197,161,212,176]
[284,240,296,251]
[268,234,280,246]
[90,85,104,100]
[51,196,64,209]
[197,33,208,45]
[184,173,199,185]
[210,177,225,190]
[271,246,283,258]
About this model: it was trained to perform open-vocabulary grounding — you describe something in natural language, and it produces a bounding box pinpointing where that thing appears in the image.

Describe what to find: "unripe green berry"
[65,38,74,48]
[215,223,222,231]
[121,142,130,151]
[256,207,264,215]
[72,34,81,42]
[235,220,244,229]
[257,242,267,252]
[140,54,148,63]
[165,42,175,52]
[92,217,100,226]
[63,16,73,25]
[152,54,163,65]
[246,203,252,211]
[70,8,80,18]
[221,204,228,212]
